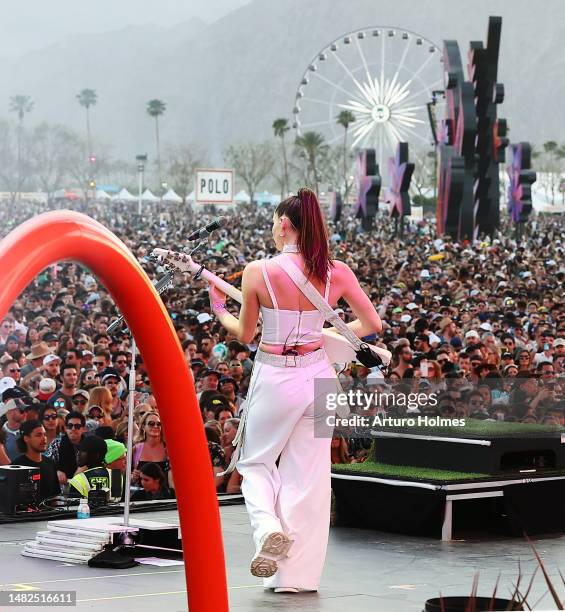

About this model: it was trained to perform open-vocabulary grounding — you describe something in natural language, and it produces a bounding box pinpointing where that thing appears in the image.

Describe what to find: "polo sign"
[195,169,234,204]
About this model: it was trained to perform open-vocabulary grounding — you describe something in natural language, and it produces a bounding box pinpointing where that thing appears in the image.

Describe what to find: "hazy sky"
[0,0,250,59]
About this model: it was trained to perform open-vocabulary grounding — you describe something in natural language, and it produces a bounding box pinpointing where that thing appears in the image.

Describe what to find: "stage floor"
[1,505,564,611]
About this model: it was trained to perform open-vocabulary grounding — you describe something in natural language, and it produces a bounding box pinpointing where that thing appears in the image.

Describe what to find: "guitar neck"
[195,267,243,304]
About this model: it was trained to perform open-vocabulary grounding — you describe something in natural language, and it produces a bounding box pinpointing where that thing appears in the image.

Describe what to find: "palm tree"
[295,131,327,195]
[272,118,290,197]
[147,99,167,193]
[76,89,98,156]
[9,95,34,199]
[336,110,356,199]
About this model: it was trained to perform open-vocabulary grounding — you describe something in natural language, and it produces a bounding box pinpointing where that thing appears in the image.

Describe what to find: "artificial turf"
[331,460,489,481]
[373,418,564,438]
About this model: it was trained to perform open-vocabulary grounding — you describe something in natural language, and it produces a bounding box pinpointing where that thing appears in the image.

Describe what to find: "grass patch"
[376,418,564,438]
[332,460,490,481]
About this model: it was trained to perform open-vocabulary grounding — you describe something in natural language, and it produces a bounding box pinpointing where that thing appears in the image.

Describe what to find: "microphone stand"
[108,238,210,546]
[107,269,174,545]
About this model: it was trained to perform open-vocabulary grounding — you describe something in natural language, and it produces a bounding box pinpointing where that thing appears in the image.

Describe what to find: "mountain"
[0,0,563,164]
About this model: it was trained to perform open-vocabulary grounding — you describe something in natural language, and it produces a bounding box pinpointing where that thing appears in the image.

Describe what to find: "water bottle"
[77,498,90,519]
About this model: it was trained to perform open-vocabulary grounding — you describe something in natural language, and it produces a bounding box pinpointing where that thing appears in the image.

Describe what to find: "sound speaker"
[0,465,40,514]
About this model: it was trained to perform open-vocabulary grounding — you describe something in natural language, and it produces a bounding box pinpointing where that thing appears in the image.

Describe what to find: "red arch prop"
[0,211,228,612]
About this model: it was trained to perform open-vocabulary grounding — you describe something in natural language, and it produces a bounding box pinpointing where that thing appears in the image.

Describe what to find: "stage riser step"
[374,436,565,474]
[23,543,94,562]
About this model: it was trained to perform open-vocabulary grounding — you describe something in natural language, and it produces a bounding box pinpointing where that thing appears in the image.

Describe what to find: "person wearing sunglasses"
[517,351,532,371]
[0,395,27,461]
[39,404,59,445]
[44,411,86,486]
[85,405,106,434]
[1,358,21,384]
[92,350,110,374]
[131,412,169,485]
[71,390,90,414]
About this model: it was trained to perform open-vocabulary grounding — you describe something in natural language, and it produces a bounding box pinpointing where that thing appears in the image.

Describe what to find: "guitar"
[152,248,391,366]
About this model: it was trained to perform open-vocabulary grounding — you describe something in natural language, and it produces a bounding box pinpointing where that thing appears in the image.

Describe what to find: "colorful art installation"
[385,142,415,237]
[507,142,536,240]
[355,149,381,232]
[437,16,508,240]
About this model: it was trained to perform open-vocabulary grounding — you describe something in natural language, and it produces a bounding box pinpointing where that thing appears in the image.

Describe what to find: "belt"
[254,348,327,368]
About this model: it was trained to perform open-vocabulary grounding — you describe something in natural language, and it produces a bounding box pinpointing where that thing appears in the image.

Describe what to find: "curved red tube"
[0,211,228,612]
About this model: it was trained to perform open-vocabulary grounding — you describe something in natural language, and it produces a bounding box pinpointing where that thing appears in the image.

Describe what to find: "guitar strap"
[273,255,366,352]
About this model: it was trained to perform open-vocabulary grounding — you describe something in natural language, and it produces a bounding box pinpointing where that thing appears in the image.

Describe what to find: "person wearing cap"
[41,332,60,353]
[105,439,127,472]
[0,334,20,356]
[438,317,458,345]
[42,353,62,381]
[190,358,205,378]
[0,393,27,461]
[218,376,244,415]
[0,376,16,400]
[101,369,125,419]
[68,436,121,502]
[13,419,60,501]
[554,338,565,358]
[72,389,90,414]
[37,377,57,402]
[464,330,480,346]
[196,369,221,398]
[334,308,346,321]
[413,335,436,360]
[20,341,51,378]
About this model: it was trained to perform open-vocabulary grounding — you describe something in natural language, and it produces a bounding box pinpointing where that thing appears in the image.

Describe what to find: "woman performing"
[208,187,382,593]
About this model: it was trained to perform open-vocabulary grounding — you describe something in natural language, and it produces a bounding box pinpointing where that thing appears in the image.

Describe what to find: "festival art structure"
[385,141,415,237]
[355,148,381,231]
[0,211,229,612]
[437,16,508,240]
[507,142,537,241]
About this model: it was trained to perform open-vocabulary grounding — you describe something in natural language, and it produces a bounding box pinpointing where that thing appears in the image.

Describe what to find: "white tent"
[256,191,281,205]
[163,188,183,203]
[142,189,160,202]
[112,188,137,202]
[95,190,112,201]
[234,189,251,204]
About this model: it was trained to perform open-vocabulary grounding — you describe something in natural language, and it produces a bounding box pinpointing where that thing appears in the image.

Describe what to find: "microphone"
[187,217,227,241]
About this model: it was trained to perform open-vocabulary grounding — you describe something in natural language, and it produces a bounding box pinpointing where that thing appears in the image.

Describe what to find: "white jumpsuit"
[222,255,339,590]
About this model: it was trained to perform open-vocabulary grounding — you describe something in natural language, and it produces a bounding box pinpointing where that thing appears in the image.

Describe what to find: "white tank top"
[259,255,331,346]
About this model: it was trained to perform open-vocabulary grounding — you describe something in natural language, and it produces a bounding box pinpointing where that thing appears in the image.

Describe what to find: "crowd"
[0,198,564,501]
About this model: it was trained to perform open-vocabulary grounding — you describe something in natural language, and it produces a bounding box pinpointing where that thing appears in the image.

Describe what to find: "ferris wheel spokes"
[293,25,444,181]
[396,77,444,108]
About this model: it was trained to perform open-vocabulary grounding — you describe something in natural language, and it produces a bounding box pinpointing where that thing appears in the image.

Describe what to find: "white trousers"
[236,351,338,590]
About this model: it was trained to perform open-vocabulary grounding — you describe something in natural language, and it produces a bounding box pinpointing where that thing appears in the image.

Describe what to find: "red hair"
[275,187,332,283]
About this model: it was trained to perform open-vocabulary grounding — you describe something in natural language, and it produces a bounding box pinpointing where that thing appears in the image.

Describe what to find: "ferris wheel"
[293,26,444,173]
